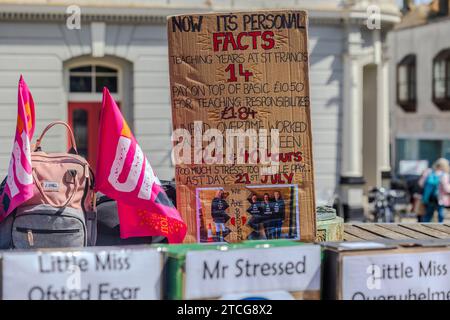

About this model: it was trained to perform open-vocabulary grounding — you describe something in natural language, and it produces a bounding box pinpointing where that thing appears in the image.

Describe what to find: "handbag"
[413,194,426,217]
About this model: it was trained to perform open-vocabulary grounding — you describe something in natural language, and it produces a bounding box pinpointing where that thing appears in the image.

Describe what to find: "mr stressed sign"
[184,245,321,299]
[168,10,316,244]
[1,248,162,300]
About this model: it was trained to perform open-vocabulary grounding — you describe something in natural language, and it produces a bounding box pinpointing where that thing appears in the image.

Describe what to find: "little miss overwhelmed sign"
[168,11,315,243]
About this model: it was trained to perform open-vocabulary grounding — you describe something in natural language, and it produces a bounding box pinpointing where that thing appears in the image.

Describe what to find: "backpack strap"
[34,121,78,154]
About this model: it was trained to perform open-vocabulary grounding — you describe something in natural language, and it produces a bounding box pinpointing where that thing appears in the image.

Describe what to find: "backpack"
[422,170,442,205]
[0,121,96,249]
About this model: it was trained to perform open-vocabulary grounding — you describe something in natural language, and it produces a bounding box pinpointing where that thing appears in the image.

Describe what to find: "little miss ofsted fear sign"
[1,247,162,300]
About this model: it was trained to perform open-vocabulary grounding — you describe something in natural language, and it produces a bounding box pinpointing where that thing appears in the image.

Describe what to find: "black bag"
[96,194,168,246]
[160,180,177,208]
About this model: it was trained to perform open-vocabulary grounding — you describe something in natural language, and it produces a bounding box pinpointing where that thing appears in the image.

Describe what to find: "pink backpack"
[4,121,96,248]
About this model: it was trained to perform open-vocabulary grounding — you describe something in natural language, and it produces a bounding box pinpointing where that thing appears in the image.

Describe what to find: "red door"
[68,102,101,170]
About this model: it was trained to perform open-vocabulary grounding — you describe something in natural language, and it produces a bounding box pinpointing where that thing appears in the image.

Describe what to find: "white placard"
[2,247,162,300]
[339,242,390,250]
[399,160,428,176]
[342,251,450,300]
[185,245,321,299]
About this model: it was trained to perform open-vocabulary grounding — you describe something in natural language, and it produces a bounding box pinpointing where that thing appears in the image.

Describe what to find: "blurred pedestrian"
[418,158,450,223]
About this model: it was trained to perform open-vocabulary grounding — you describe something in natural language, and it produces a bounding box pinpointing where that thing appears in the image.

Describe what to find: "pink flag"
[0,76,35,221]
[96,88,186,243]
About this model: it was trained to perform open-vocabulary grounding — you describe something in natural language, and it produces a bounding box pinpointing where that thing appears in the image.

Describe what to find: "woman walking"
[418,158,450,223]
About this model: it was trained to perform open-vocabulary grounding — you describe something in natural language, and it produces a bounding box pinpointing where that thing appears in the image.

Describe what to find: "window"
[72,109,88,159]
[433,49,450,110]
[396,54,416,112]
[395,138,450,175]
[69,64,118,93]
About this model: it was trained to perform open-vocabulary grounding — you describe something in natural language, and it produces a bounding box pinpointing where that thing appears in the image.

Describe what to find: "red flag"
[0,76,35,221]
[96,88,186,243]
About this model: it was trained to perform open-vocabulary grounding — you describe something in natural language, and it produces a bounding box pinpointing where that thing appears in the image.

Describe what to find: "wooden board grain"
[353,223,411,240]
[423,223,450,235]
[343,223,450,242]
[343,232,363,241]
[375,224,435,240]
[399,223,450,239]
[344,224,385,240]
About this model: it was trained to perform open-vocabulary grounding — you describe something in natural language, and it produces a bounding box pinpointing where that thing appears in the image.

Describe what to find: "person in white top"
[418,158,450,223]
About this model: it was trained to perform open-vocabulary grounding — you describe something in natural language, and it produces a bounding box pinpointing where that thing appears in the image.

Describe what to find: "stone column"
[378,58,392,188]
[372,29,392,188]
[341,54,363,178]
[339,27,365,221]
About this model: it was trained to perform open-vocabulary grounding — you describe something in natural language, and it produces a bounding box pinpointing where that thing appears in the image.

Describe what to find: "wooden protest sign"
[168,10,316,243]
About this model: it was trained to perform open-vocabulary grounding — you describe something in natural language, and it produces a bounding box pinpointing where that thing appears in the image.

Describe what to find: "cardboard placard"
[1,246,162,300]
[167,10,315,243]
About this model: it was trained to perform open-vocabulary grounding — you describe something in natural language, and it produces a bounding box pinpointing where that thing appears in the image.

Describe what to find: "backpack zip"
[17,227,81,247]
[12,212,87,247]
[27,230,34,247]
[17,228,81,247]
[16,227,81,234]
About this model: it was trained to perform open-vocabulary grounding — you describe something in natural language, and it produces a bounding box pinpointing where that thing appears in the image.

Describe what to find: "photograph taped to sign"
[168,10,316,243]
[342,251,450,300]
[196,184,299,243]
[1,247,162,300]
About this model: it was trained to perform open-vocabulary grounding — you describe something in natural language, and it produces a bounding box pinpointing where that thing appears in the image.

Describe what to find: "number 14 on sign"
[225,64,253,82]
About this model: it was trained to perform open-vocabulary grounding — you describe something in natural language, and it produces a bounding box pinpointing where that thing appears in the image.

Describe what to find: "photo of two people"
[197,185,299,243]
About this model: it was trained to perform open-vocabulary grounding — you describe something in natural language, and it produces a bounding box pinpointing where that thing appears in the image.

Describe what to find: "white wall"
[0,21,174,180]
[309,25,344,204]
[389,19,450,140]
[0,23,66,174]
[0,20,344,204]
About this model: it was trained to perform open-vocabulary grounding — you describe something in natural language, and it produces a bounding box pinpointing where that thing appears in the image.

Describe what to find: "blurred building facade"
[0,0,400,219]
[389,0,450,175]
